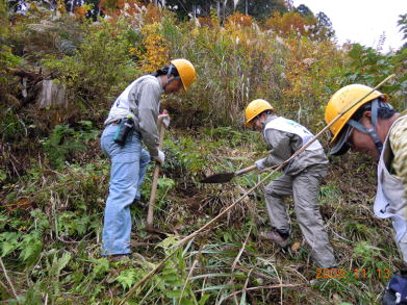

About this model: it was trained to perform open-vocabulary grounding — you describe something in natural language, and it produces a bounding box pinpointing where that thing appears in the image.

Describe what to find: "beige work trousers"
[264,166,336,268]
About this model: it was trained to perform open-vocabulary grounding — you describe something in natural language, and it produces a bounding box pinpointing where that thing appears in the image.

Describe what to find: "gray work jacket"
[259,115,328,176]
[104,75,163,157]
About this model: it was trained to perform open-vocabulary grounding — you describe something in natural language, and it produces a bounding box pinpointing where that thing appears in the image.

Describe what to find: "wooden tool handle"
[146,121,166,230]
[235,164,257,176]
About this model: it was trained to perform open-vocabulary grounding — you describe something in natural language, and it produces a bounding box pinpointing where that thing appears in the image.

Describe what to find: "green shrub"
[42,121,98,169]
[42,18,139,121]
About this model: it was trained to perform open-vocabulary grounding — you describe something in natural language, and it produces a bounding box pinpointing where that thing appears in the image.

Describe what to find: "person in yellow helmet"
[325,84,407,305]
[245,99,336,268]
[100,59,196,259]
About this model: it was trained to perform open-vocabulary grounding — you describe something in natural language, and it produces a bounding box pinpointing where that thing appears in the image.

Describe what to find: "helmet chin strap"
[163,64,180,91]
[346,99,383,154]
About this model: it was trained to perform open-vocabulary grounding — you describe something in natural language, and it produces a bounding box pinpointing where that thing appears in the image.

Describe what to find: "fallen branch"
[231,226,252,272]
[222,283,303,301]
[0,256,18,300]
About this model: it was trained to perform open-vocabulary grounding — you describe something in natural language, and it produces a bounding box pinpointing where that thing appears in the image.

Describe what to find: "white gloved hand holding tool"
[154,149,165,165]
[255,158,266,171]
[158,110,170,128]
[153,110,170,166]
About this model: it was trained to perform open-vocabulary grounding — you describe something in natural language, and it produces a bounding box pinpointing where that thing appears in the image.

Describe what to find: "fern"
[116,268,139,290]
[0,232,20,257]
[18,232,43,265]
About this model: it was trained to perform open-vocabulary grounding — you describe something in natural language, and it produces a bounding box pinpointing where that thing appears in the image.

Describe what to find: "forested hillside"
[1,1,407,304]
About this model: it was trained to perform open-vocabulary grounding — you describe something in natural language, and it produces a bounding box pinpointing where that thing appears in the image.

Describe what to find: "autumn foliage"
[225,12,253,28]
[265,11,315,37]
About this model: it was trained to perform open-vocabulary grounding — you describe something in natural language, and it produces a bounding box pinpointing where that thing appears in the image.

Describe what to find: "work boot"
[108,254,131,263]
[259,230,290,248]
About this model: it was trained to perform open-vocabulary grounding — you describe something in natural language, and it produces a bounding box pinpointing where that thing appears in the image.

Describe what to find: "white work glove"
[158,110,170,128]
[255,158,266,171]
[154,150,165,165]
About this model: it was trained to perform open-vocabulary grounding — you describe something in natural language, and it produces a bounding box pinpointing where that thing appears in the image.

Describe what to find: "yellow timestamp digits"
[316,267,392,280]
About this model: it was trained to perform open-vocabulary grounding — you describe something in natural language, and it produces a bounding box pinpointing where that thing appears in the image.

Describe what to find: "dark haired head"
[152,64,180,78]
[352,98,395,121]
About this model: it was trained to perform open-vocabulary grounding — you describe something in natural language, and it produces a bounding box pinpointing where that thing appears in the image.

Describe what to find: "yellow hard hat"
[245,99,274,125]
[171,59,196,91]
[324,84,385,144]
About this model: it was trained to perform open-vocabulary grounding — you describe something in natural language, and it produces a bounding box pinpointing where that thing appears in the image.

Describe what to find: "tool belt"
[106,119,122,126]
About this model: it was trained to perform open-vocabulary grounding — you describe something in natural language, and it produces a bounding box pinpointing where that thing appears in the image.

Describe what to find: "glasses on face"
[252,116,261,128]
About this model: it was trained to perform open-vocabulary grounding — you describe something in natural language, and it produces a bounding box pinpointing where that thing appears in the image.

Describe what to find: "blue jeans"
[100,124,150,255]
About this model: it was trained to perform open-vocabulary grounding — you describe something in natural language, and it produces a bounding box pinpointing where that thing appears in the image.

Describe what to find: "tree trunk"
[35,80,67,109]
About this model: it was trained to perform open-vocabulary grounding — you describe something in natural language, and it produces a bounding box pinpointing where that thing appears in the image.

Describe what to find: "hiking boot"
[259,231,290,248]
